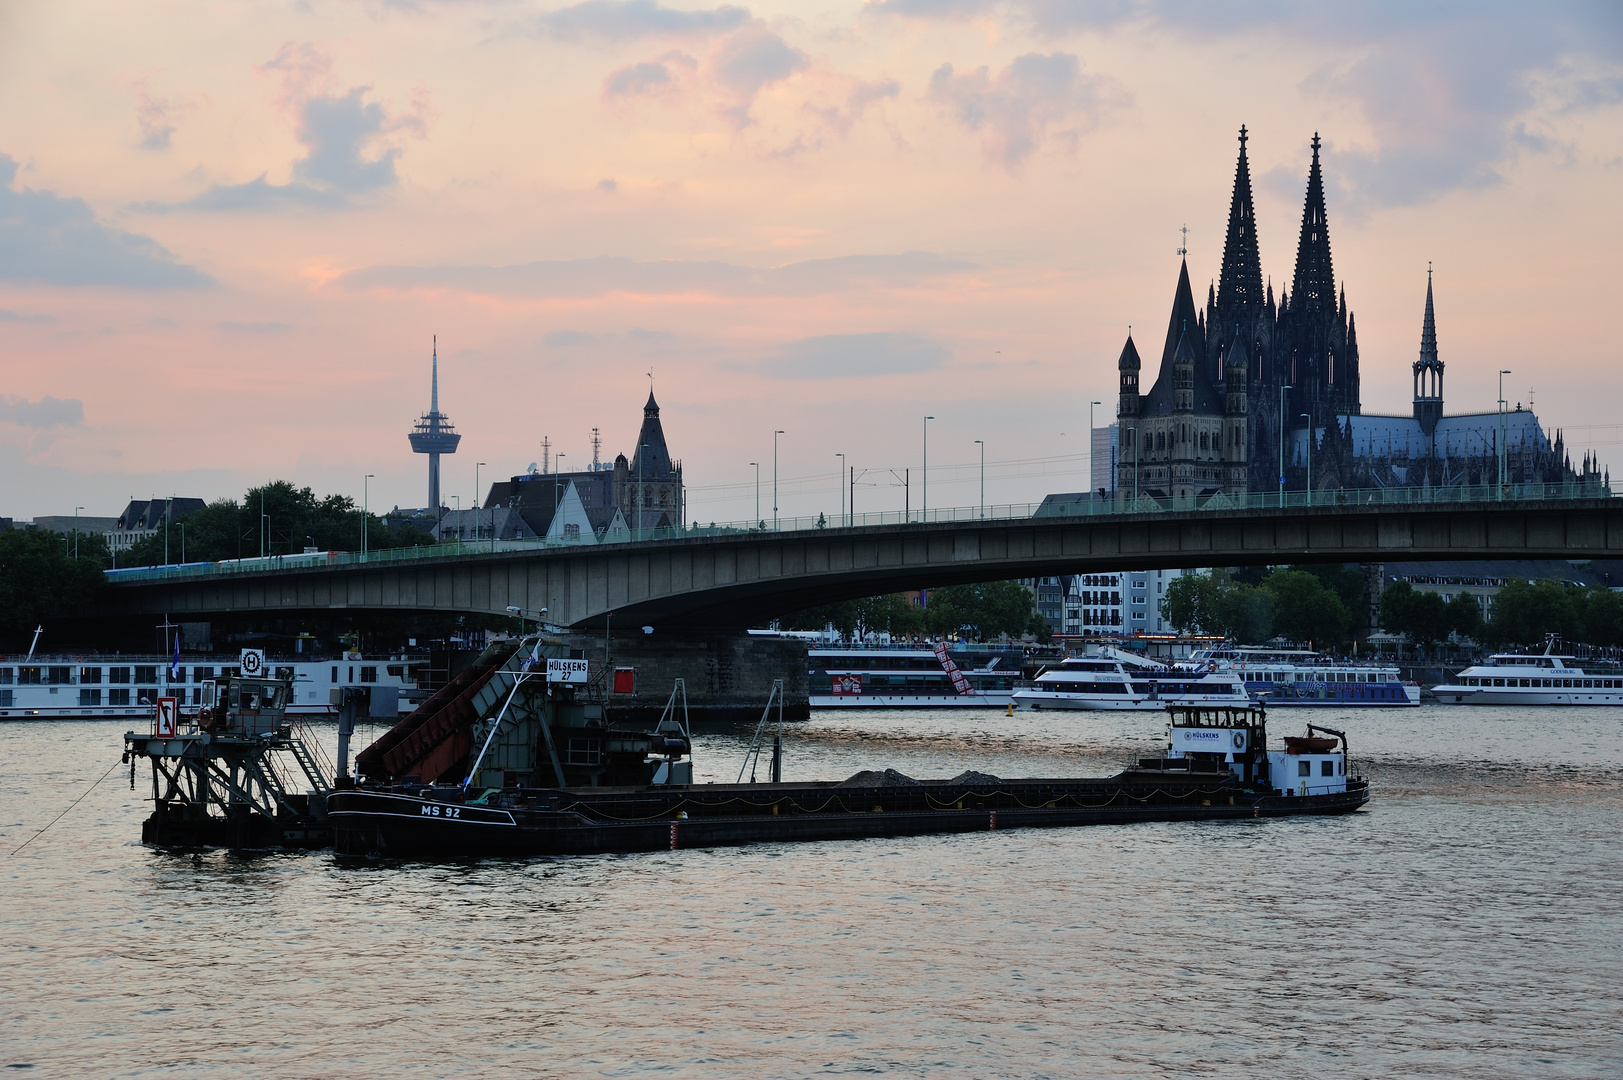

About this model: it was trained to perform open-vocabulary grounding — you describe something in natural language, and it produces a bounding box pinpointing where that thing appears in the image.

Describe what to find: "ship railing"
[100,480,1615,584]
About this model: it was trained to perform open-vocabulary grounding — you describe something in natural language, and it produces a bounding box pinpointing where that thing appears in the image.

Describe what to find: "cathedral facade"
[1116,129,1588,500]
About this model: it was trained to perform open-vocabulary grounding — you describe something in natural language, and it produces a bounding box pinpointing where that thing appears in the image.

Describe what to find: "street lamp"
[750,462,760,528]
[1278,384,1293,508]
[553,453,566,536]
[475,462,486,550]
[1126,425,1139,508]
[1088,401,1101,503]
[1498,369,1512,500]
[1300,413,1312,506]
[73,506,82,560]
[453,494,461,546]
[363,474,374,558]
[974,440,985,519]
[922,416,934,523]
[837,451,850,526]
[772,430,784,530]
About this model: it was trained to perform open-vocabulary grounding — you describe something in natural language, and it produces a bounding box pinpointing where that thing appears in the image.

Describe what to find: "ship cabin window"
[1321,761,1334,776]
[109,667,130,683]
[360,666,378,683]
[80,667,102,684]
[79,689,101,706]
[0,668,11,684]
[1298,761,1311,777]
[387,665,405,677]
[332,666,338,683]
[47,666,72,684]
[109,689,131,706]
[1494,678,1505,687]
[195,667,214,681]
[134,666,158,685]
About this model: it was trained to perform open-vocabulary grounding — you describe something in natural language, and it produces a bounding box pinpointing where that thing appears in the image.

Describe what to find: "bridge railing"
[102,480,1614,585]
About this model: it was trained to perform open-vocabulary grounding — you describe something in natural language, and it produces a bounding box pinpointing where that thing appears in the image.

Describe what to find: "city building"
[1115,127,1589,500]
[107,499,205,552]
[1382,560,1623,620]
[1036,568,1193,638]
[480,390,683,540]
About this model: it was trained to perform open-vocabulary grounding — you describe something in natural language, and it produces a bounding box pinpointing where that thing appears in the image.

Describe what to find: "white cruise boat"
[1181,646,1420,707]
[0,649,424,721]
[1432,639,1623,705]
[809,641,1021,708]
[1012,647,1249,711]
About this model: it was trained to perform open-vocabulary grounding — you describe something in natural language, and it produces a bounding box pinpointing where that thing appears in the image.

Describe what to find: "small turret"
[1412,269,1443,437]
[1117,334,1142,418]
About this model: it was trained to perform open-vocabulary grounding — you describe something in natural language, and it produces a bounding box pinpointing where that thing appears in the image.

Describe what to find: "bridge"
[100,485,1623,629]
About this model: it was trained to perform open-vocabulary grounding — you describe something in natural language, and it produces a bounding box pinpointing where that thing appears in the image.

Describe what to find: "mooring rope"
[8,758,123,857]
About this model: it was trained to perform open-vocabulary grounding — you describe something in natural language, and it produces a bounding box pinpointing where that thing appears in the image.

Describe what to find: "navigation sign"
[154,696,178,738]
[546,658,590,684]
[239,649,265,677]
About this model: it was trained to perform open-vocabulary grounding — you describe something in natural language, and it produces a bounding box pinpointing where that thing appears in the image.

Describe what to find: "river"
[2,704,1620,1078]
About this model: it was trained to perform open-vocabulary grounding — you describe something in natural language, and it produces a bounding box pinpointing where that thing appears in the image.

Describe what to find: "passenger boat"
[1010,647,1250,711]
[1432,638,1623,705]
[320,637,1368,857]
[2,646,422,720]
[808,642,1021,708]
[1180,646,1420,706]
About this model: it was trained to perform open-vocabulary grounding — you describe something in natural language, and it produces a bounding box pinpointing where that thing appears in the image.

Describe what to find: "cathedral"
[1115,128,1591,500]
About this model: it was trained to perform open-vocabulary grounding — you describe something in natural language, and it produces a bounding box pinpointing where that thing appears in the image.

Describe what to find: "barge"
[327,636,1368,858]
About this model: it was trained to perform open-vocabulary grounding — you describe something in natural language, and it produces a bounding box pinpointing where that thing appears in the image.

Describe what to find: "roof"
[1139,259,1223,416]
[1292,410,1551,463]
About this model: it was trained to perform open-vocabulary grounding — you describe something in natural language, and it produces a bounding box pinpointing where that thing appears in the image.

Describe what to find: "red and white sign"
[154,696,178,737]
[831,675,863,696]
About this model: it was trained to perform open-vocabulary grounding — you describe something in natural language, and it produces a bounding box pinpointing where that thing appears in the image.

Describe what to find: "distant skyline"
[2,1,1620,522]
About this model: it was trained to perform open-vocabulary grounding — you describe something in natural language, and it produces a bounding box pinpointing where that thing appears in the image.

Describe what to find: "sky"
[2,0,1621,525]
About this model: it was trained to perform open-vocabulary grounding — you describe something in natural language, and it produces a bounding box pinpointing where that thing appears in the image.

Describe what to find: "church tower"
[1210,126,1268,380]
[1412,269,1444,437]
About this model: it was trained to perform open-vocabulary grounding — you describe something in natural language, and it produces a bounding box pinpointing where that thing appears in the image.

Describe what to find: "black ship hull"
[330,775,1370,858]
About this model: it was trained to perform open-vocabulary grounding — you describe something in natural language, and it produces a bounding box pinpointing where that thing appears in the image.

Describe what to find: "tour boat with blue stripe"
[1011,648,1250,711]
[1181,646,1420,706]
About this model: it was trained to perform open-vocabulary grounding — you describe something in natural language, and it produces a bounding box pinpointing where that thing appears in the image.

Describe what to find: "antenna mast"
[541,436,551,475]
[591,428,602,472]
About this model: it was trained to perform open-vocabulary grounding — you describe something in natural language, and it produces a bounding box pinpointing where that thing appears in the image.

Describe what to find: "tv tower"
[407,336,461,516]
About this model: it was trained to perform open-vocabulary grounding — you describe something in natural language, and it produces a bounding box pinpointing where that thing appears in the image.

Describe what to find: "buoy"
[1005,703,1014,717]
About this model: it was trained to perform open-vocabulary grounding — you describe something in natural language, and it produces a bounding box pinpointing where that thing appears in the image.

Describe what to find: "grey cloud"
[530,0,750,42]
[218,320,293,333]
[930,52,1123,168]
[885,0,1623,206]
[0,155,212,288]
[712,26,809,126]
[133,81,197,151]
[0,309,53,324]
[339,250,980,298]
[543,329,606,345]
[0,394,84,428]
[603,51,696,96]
[810,78,901,134]
[762,332,949,378]
[144,81,409,213]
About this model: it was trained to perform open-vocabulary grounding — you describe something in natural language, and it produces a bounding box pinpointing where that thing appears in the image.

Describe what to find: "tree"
[1446,592,1484,643]
[925,581,1038,640]
[0,529,107,647]
[1486,578,1579,647]
[1263,569,1350,647]
[1162,571,1224,635]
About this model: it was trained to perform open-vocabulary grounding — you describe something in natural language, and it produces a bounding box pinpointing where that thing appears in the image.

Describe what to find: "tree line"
[1379,577,1623,650]
[116,481,433,567]
[1159,566,1367,648]
[782,581,1052,643]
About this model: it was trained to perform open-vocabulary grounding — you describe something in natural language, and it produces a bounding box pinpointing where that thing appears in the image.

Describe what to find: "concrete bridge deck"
[101,494,1623,629]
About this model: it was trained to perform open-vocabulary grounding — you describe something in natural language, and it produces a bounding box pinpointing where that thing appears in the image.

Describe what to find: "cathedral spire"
[1291,133,1336,313]
[1217,125,1264,317]
[1420,264,1438,362]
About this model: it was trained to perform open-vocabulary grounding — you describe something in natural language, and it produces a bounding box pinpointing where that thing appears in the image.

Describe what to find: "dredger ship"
[125,635,1369,855]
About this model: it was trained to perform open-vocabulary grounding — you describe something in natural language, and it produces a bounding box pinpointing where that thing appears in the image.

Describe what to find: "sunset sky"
[2,1,1620,524]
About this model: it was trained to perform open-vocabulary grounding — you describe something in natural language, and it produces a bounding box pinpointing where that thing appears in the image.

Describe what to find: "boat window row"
[1296,760,1344,777]
[0,662,409,686]
[1462,676,1619,688]
[1247,671,1393,683]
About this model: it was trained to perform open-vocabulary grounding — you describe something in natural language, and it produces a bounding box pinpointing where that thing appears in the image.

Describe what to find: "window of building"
[134,666,158,685]
[564,523,581,540]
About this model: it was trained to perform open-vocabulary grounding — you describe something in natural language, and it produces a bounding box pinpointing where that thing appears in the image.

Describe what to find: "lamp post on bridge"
[922,416,933,523]
[73,506,82,560]
[974,440,984,519]
[836,453,845,526]
[475,462,486,551]
[772,431,784,531]
[1300,414,1312,507]
[1278,384,1293,508]
[750,462,759,528]
[363,474,373,558]
[1126,425,1138,508]
[1498,368,1512,500]
[1088,401,1101,506]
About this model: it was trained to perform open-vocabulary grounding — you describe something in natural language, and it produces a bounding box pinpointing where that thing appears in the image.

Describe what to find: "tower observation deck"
[408,336,460,516]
